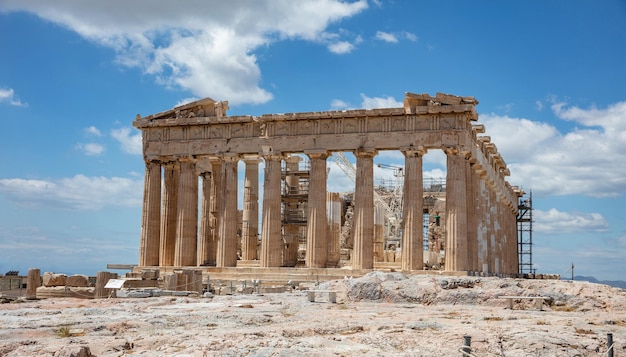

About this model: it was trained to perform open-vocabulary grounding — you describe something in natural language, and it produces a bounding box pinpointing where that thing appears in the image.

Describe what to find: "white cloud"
[330,99,350,109]
[0,175,143,210]
[375,31,398,43]
[175,97,200,107]
[374,30,416,43]
[360,93,403,109]
[480,100,626,197]
[328,41,355,54]
[402,31,417,42]
[111,127,142,155]
[0,87,27,107]
[0,0,368,105]
[534,208,609,234]
[84,126,102,136]
[76,142,105,156]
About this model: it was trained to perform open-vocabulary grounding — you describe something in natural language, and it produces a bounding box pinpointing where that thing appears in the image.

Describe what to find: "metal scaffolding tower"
[517,191,535,274]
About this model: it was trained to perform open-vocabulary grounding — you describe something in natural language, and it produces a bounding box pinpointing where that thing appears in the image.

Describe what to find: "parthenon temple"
[132,92,523,278]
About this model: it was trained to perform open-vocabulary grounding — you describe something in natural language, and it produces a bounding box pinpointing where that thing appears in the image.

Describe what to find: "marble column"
[160,161,179,266]
[216,154,239,267]
[260,154,283,267]
[282,155,301,267]
[139,160,161,267]
[373,205,385,262]
[305,151,329,268]
[326,192,342,267]
[487,183,497,274]
[466,161,478,272]
[510,205,519,274]
[475,168,489,273]
[241,157,260,261]
[401,149,424,271]
[207,158,222,266]
[174,158,198,267]
[197,171,212,266]
[352,149,377,270]
[493,192,502,274]
[444,148,469,272]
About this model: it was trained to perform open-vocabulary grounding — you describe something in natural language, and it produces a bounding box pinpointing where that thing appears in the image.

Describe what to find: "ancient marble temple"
[133,92,523,275]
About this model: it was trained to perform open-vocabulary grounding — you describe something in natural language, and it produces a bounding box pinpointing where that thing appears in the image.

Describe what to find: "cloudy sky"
[1,1,625,281]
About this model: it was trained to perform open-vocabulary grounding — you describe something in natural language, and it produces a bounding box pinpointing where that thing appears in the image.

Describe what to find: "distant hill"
[571,275,626,289]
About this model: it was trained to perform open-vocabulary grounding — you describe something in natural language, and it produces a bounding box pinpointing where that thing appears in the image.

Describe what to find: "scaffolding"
[281,156,310,266]
[517,191,535,274]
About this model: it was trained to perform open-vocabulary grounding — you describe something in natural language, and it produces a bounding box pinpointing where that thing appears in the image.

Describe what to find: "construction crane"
[331,152,393,215]
[377,163,404,178]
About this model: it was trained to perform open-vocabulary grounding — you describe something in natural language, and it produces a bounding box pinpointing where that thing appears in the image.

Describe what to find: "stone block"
[259,286,286,294]
[116,289,151,298]
[42,272,67,287]
[162,273,178,290]
[66,274,90,287]
[122,279,159,288]
[141,269,159,280]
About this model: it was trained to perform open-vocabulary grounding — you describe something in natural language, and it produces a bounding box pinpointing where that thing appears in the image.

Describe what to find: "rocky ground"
[1,272,625,356]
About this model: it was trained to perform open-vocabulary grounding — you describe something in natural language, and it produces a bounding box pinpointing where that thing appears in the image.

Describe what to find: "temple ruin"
[132,92,523,279]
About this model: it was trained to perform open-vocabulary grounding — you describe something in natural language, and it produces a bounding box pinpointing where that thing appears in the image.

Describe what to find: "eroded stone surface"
[1,274,624,356]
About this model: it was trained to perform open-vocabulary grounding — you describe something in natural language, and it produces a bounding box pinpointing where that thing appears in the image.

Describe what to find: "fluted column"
[509,207,519,274]
[326,192,341,267]
[475,167,488,273]
[373,205,384,262]
[197,171,212,266]
[510,205,519,274]
[487,183,497,273]
[401,149,424,271]
[444,148,469,272]
[494,195,502,274]
[466,161,478,272]
[305,151,329,268]
[216,154,239,267]
[160,161,179,266]
[241,157,260,261]
[260,154,283,267]
[352,149,377,270]
[283,156,301,267]
[139,160,161,267]
[207,158,222,266]
[174,158,198,267]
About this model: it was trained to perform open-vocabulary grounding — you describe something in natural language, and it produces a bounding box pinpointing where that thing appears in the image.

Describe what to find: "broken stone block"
[42,272,67,287]
[66,274,90,287]
[141,268,159,280]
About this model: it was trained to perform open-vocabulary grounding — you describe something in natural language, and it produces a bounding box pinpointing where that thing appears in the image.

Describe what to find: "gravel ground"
[1,273,625,356]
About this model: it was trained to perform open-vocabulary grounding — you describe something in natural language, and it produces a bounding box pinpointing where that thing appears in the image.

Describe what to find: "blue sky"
[1,1,625,280]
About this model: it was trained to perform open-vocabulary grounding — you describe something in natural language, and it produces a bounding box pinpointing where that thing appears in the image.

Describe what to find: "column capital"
[305,150,329,160]
[262,152,284,161]
[145,158,162,165]
[241,154,261,164]
[221,153,240,163]
[443,146,460,156]
[144,156,163,164]
[353,148,378,158]
[400,146,426,157]
[177,155,196,164]
[443,146,471,159]
[284,155,301,164]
